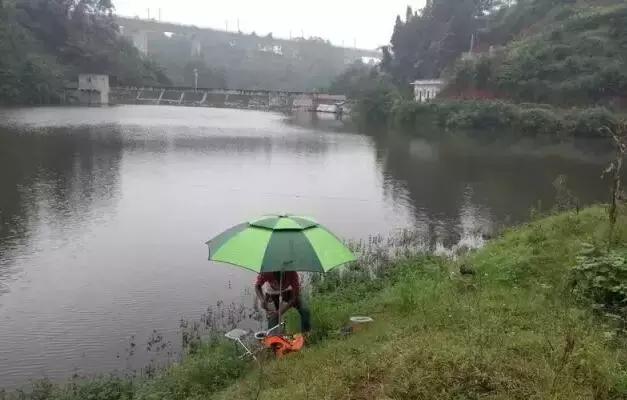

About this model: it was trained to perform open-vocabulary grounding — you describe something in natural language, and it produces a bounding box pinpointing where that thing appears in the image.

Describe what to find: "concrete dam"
[107,87,347,112]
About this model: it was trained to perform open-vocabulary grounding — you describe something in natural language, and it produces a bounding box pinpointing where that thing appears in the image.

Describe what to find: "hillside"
[116,17,379,91]
[0,0,169,105]
[447,0,627,108]
[346,0,627,135]
[9,207,627,399]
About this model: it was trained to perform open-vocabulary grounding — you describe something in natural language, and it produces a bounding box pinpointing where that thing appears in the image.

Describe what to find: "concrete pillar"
[191,37,202,57]
[311,93,319,112]
[131,31,149,55]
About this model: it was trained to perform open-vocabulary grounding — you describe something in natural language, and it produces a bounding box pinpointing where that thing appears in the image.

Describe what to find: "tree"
[382,0,494,83]
[601,122,626,250]
[329,60,372,96]
[0,0,64,104]
[12,0,168,88]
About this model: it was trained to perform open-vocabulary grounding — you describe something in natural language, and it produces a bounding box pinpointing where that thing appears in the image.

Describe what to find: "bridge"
[107,86,347,113]
[115,16,381,62]
[114,16,380,92]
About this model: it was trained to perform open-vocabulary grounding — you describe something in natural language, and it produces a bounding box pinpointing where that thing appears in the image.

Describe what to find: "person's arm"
[288,272,300,306]
[278,273,299,315]
[255,275,270,312]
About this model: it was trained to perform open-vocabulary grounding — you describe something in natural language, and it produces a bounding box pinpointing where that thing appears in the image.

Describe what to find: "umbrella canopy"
[206,215,356,273]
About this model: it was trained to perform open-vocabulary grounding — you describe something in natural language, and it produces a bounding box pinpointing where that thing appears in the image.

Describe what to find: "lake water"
[0,105,615,388]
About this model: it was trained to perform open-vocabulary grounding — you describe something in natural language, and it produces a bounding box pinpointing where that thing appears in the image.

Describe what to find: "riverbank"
[5,206,626,399]
[356,96,625,139]
[395,99,625,138]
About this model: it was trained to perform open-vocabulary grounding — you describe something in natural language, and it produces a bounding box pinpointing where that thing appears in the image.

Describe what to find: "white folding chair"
[224,328,256,360]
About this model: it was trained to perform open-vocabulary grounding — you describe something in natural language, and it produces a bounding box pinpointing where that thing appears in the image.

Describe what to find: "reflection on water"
[0,105,616,387]
[373,132,612,247]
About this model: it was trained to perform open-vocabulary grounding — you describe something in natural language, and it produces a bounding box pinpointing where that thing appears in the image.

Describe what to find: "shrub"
[443,100,519,130]
[389,98,622,138]
[32,377,135,400]
[352,83,398,127]
[517,107,562,135]
[474,56,495,89]
[564,107,618,137]
[450,60,475,91]
[391,100,436,129]
[571,245,627,316]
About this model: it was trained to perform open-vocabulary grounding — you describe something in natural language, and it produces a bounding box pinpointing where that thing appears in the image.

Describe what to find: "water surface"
[0,105,614,387]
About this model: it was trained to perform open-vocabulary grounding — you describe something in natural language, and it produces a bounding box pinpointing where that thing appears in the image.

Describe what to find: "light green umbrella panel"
[206,215,356,273]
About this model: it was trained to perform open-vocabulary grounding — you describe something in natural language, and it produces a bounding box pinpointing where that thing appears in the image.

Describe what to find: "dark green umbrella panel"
[206,215,356,273]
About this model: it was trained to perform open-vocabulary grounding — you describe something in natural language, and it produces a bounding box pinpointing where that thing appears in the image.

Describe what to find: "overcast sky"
[114,0,425,49]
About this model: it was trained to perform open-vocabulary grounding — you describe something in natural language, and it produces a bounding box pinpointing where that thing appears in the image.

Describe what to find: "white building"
[411,79,444,103]
[78,74,110,105]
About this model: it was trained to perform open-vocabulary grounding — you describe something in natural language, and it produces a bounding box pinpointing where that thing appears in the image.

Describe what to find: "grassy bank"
[5,207,627,399]
[214,206,627,399]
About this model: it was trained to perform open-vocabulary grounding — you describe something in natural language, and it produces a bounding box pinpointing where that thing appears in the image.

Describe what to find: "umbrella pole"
[278,270,284,331]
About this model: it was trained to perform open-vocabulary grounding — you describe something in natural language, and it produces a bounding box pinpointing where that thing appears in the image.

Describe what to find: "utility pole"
[147,8,150,19]
[158,8,161,21]
[193,68,199,92]
[225,20,228,32]
[237,19,240,33]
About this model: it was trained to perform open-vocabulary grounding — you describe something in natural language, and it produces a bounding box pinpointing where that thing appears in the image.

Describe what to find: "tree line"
[331,0,502,98]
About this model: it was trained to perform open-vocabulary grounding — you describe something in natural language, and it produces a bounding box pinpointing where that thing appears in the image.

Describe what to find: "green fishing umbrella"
[206,215,356,273]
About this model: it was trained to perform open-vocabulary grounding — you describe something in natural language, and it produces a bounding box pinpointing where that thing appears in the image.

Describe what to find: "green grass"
[212,207,627,400]
[4,207,627,400]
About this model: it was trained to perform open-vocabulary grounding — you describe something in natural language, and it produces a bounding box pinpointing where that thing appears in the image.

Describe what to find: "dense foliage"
[380,0,501,84]
[0,0,169,105]
[391,99,620,137]
[446,1,627,107]
[331,0,627,136]
[572,245,627,316]
[329,61,399,126]
[378,0,627,107]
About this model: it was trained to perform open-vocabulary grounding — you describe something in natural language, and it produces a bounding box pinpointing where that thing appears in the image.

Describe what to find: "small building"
[411,79,444,103]
[78,74,110,105]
